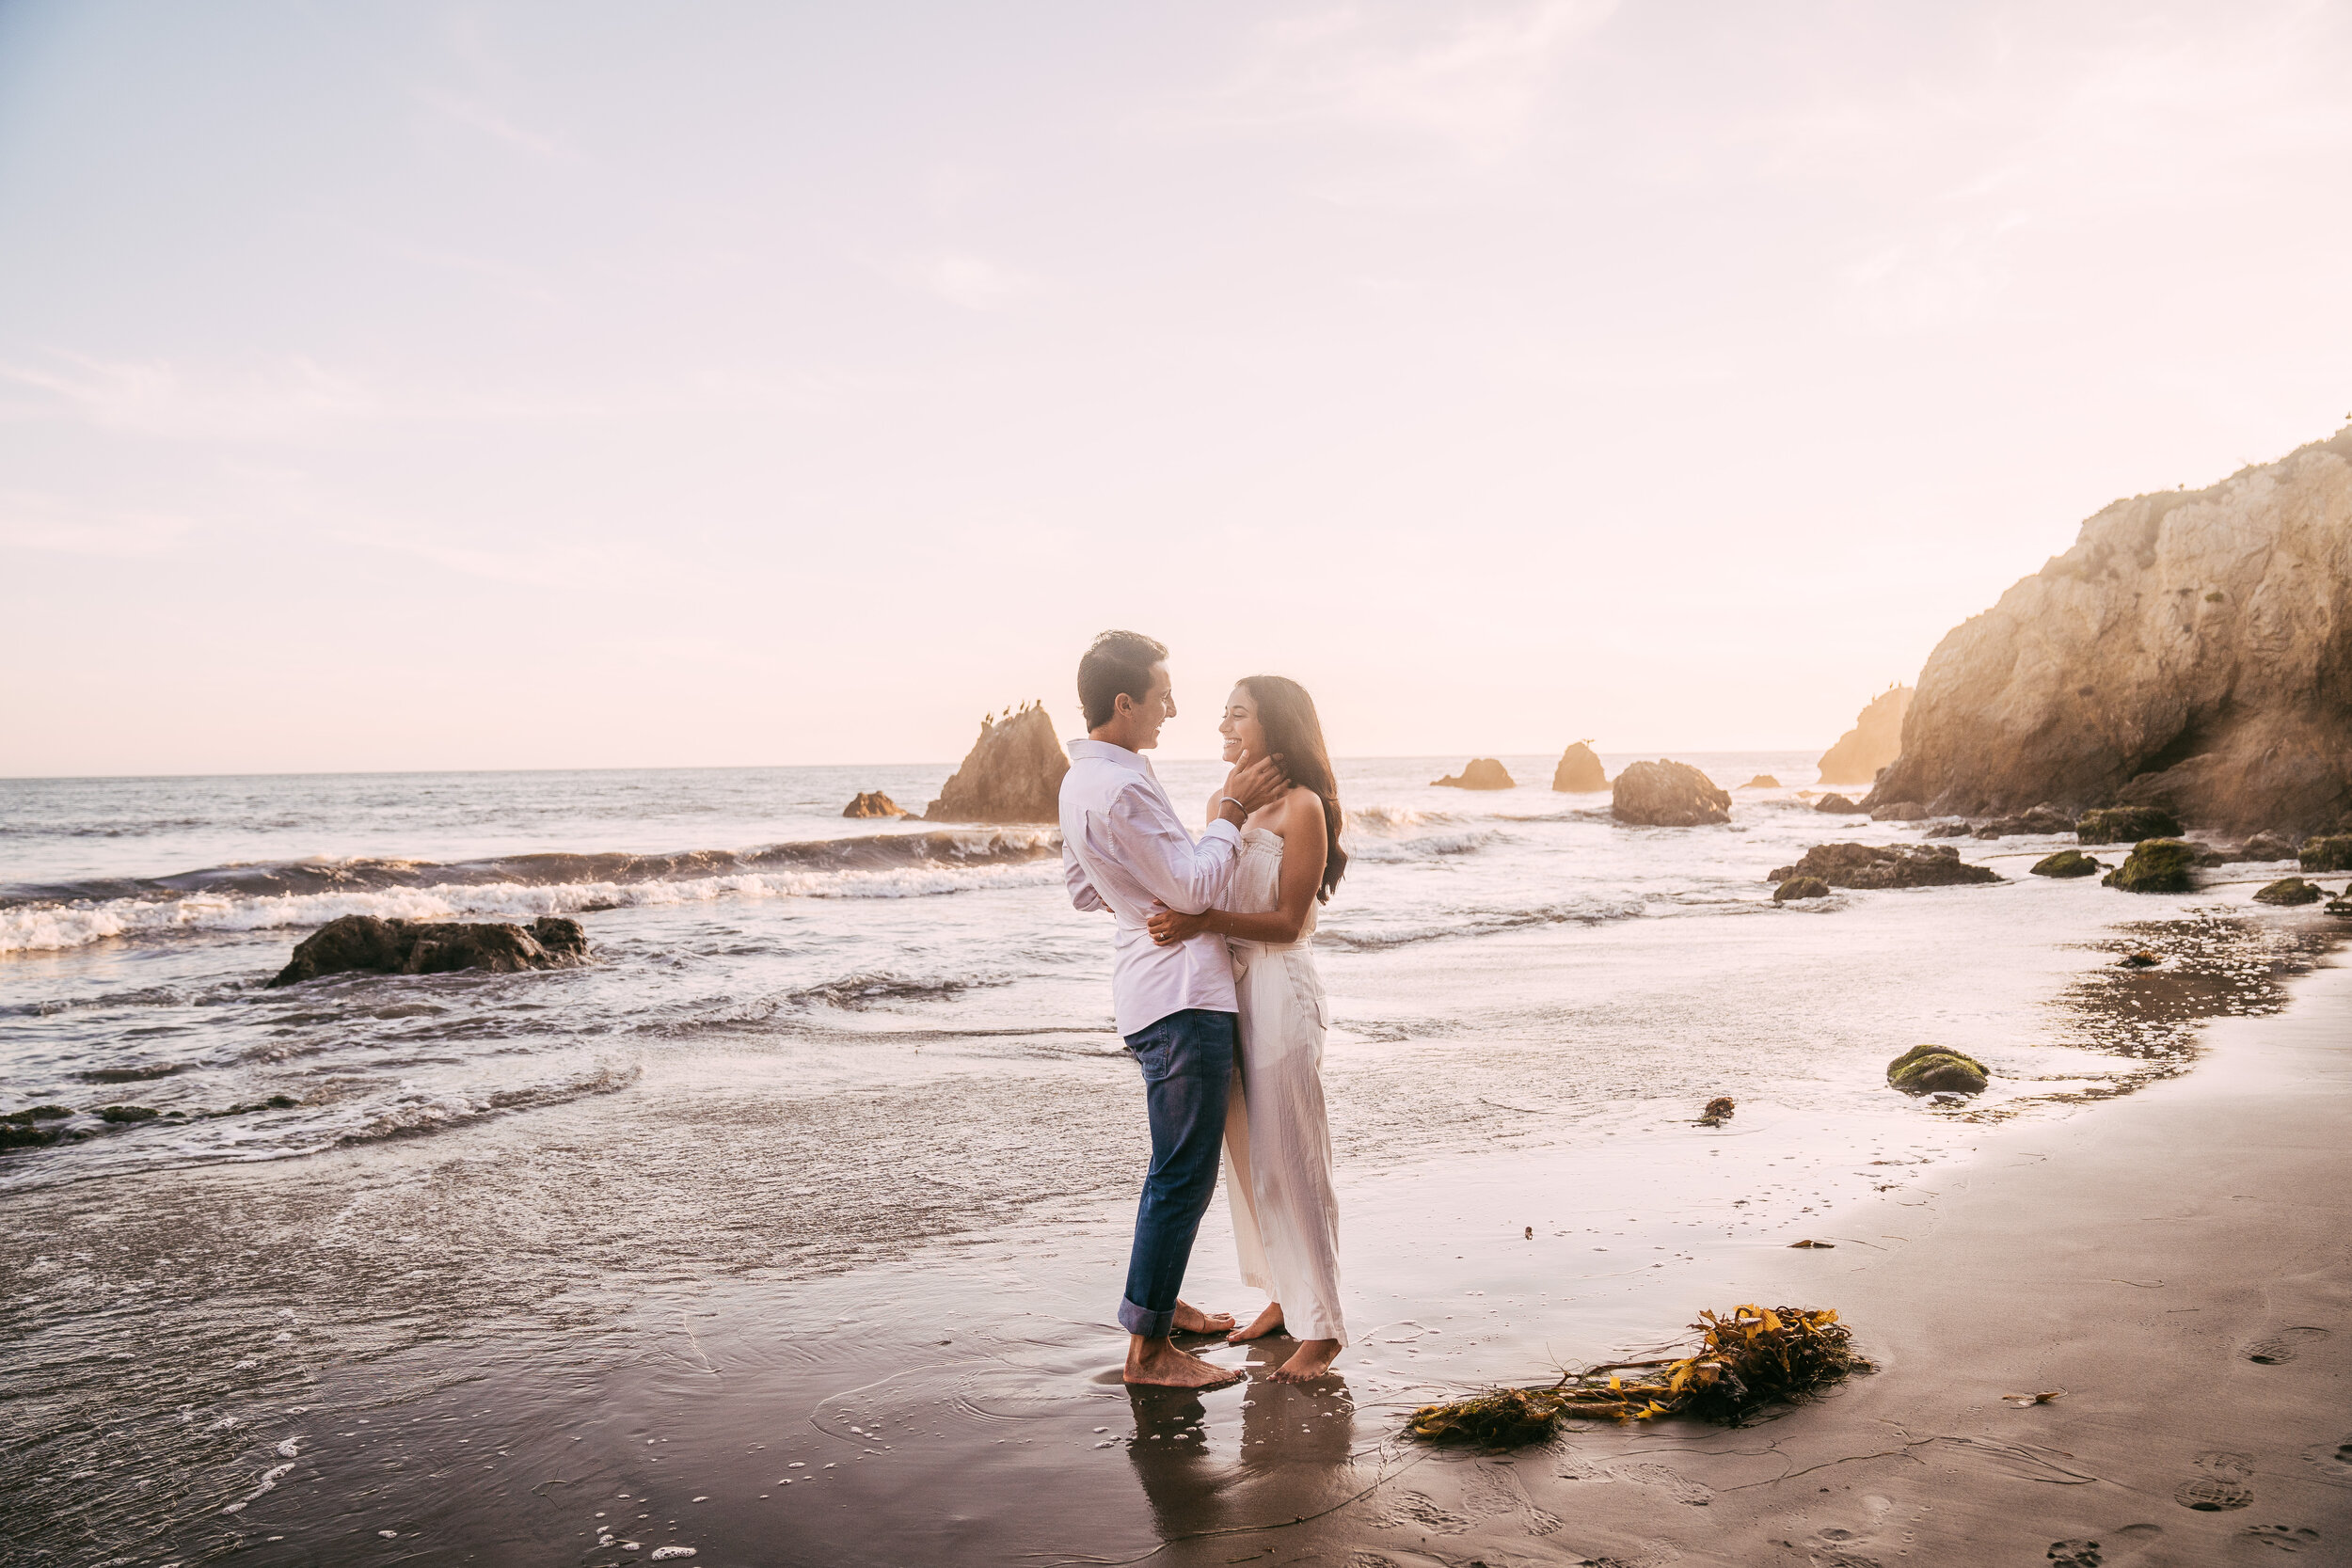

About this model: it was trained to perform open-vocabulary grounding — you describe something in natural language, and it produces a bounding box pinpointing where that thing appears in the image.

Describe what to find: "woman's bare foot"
[1228,1302,1285,1343]
[1267,1338,1343,1382]
[1124,1336,1244,1388]
[1171,1299,1235,1335]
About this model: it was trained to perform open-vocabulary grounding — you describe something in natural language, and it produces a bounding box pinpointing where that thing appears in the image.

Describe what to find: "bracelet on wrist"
[1219,796,1246,816]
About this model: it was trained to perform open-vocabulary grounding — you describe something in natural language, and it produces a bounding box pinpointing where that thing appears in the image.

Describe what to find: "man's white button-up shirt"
[1059,738,1244,1037]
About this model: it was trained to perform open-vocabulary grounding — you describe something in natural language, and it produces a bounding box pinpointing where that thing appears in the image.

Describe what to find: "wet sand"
[5,914,2345,1565]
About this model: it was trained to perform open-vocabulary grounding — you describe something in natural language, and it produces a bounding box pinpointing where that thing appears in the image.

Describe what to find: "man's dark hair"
[1077,630,1168,731]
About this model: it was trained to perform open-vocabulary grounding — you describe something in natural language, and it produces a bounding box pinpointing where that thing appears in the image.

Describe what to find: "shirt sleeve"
[1064,837,1108,912]
[1105,784,1243,915]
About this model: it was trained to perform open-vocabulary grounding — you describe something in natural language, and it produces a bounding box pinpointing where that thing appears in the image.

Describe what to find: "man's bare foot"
[1228,1302,1285,1343]
[1267,1338,1343,1382]
[1171,1299,1234,1335]
[1125,1335,1244,1388]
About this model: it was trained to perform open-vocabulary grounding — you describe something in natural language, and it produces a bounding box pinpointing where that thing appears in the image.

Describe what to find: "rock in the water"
[2300,834,2352,873]
[1767,843,2003,890]
[1864,427,2352,836]
[2032,849,2103,878]
[97,1104,161,1123]
[841,791,910,818]
[268,914,592,988]
[2102,838,2197,893]
[2121,949,2162,967]
[1870,800,1928,822]
[2237,831,2300,862]
[1886,1044,1989,1096]
[2076,806,2183,844]
[1549,743,1607,792]
[1818,685,1912,786]
[1813,793,1867,814]
[1925,821,1973,837]
[1611,760,1730,826]
[1434,758,1516,790]
[0,1106,74,1152]
[1773,876,1831,901]
[1740,774,1781,789]
[2254,877,2322,906]
[926,702,1069,822]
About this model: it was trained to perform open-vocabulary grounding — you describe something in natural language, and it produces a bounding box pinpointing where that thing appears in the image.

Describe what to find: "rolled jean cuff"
[1120,1296,1176,1338]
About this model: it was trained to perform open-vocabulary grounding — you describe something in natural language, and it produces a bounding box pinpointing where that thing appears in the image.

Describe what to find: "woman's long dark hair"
[1238,674,1347,903]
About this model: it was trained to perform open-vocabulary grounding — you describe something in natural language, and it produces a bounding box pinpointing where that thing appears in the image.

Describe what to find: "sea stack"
[842,791,910,818]
[1817,685,1912,788]
[1433,758,1515,790]
[1550,742,1607,792]
[924,703,1070,824]
[1866,426,2352,835]
[1611,760,1731,826]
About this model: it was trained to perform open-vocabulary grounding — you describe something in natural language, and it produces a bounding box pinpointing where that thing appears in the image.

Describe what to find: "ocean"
[0,753,2333,1561]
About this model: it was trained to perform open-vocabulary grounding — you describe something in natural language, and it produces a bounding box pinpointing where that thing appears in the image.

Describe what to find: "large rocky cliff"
[1816,686,1911,786]
[1867,427,2352,834]
[925,703,1070,823]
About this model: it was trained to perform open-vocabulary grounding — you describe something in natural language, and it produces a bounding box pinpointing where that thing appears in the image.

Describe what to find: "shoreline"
[2,907,2344,1564]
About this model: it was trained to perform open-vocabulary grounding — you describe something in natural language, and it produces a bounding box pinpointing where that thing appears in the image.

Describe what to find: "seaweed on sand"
[1406,1305,1867,1445]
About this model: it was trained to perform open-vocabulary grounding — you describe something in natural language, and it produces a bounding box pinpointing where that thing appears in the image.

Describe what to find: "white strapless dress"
[1218,826,1345,1344]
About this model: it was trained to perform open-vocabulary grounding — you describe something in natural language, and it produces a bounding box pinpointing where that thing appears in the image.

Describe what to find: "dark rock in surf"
[2031,849,2103,878]
[2236,831,2299,862]
[0,1106,73,1152]
[1612,760,1730,826]
[96,1105,161,1123]
[267,914,592,988]
[1768,843,2002,891]
[842,791,911,818]
[2254,878,2322,906]
[1773,876,1831,902]
[1550,743,1607,792]
[1925,821,1973,838]
[1886,1045,1989,1096]
[2300,834,2352,873]
[2077,806,2183,845]
[1812,794,1866,815]
[2102,838,2197,894]
[1435,758,1516,790]
[926,702,1070,823]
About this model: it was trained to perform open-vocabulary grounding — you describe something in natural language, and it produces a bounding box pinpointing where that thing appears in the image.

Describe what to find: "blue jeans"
[1118,1007,1237,1338]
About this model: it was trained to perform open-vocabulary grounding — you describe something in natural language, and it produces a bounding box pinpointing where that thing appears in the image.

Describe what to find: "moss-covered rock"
[1886,1045,1989,1095]
[2077,806,2183,845]
[2299,834,2352,873]
[2102,838,2197,893]
[96,1104,162,1123]
[2253,878,2322,906]
[2031,849,2102,878]
[1773,876,1831,902]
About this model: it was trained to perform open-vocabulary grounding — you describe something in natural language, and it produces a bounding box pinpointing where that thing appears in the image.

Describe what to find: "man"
[1061,629,1290,1389]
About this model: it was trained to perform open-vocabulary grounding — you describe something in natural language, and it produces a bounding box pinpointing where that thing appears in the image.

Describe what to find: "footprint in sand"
[2176,1451,2256,1513]
[2300,1435,2352,1488]
[2243,1327,2329,1365]
[2235,1525,2323,1556]
[2046,1523,2162,1566]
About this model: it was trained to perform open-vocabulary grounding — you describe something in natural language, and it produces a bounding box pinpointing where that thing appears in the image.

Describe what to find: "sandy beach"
[6,873,2344,1566]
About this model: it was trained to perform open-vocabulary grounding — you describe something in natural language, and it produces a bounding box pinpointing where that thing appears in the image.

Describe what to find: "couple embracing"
[1059,630,1349,1390]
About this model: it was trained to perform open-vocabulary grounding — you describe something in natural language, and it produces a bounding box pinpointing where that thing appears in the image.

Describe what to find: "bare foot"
[1125,1335,1244,1388]
[1172,1299,1235,1335]
[1228,1302,1285,1343]
[1268,1338,1343,1382]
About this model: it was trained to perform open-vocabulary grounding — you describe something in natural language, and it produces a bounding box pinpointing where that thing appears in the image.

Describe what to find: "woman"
[1146,675,1348,1382]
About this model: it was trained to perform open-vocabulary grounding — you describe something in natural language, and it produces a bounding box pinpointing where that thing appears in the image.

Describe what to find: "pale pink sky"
[3,1,2346,774]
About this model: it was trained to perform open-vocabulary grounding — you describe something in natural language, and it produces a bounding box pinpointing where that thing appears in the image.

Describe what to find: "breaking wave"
[0,830,1060,955]
[1315,897,1646,952]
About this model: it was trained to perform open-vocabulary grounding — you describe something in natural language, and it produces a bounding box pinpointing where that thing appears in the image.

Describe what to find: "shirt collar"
[1067,737,1152,773]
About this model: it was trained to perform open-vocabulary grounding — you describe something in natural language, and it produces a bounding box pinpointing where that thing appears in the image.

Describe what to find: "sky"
[2,0,2347,776]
